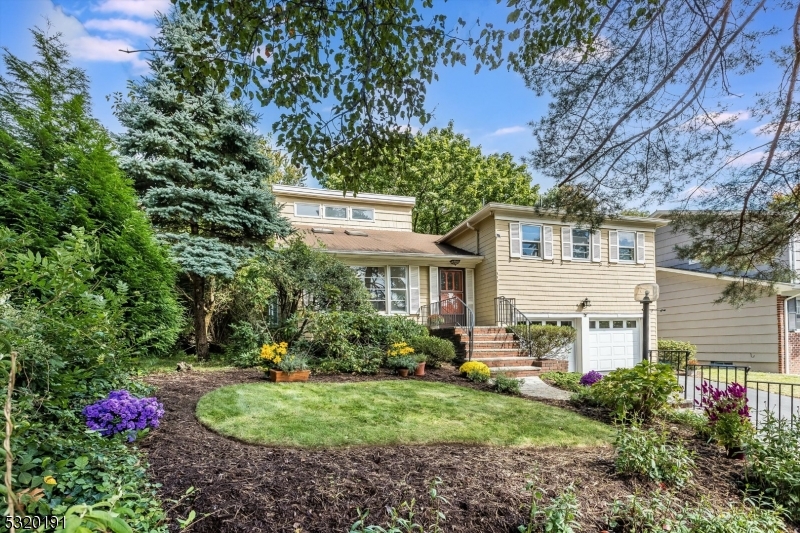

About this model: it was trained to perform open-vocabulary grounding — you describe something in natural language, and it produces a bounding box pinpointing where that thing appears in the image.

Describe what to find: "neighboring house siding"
[445,217,498,325]
[273,194,413,231]
[657,269,779,372]
[655,224,691,267]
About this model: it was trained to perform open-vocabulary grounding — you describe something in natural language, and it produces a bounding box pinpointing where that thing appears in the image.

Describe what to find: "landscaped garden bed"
[140,367,796,532]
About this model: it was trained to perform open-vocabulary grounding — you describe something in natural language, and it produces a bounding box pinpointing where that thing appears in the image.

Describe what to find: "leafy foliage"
[0,29,181,357]
[696,381,754,453]
[349,478,447,533]
[583,362,682,421]
[614,426,695,487]
[494,374,524,395]
[408,336,456,369]
[512,325,576,361]
[744,412,800,521]
[541,371,583,393]
[322,123,540,234]
[113,11,291,358]
[519,482,580,533]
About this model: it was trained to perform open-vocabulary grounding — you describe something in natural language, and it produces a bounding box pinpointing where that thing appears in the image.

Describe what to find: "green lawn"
[196,380,614,447]
[692,368,800,398]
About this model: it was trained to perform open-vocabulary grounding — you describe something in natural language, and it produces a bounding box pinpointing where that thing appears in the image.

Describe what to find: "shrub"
[409,336,456,368]
[512,324,576,360]
[83,390,165,442]
[614,425,694,486]
[579,370,603,386]
[657,338,697,367]
[224,321,269,367]
[520,482,580,533]
[276,352,309,372]
[315,345,383,374]
[459,361,490,382]
[494,374,524,395]
[541,371,582,392]
[583,361,682,421]
[696,381,754,453]
[744,412,800,522]
[606,491,786,532]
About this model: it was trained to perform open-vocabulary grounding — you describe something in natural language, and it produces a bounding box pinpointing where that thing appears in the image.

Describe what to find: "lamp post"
[634,283,659,362]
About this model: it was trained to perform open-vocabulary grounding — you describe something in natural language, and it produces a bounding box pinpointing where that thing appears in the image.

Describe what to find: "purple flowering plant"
[83,390,164,442]
[580,370,603,387]
[695,381,754,453]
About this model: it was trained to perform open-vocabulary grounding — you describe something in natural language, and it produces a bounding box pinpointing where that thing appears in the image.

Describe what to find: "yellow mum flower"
[43,476,57,485]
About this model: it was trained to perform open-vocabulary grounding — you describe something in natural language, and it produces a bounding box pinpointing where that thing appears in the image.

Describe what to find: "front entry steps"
[432,326,565,378]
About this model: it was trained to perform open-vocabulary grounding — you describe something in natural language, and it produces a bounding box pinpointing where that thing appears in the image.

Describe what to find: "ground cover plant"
[614,426,694,487]
[494,374,524,395]
[541,371,583,392]
[195,380,614,447]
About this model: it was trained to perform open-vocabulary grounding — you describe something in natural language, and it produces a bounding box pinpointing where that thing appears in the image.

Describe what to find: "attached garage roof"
[294,226,479,258]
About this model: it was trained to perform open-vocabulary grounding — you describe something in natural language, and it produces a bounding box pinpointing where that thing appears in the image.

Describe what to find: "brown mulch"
[141,367,765,533]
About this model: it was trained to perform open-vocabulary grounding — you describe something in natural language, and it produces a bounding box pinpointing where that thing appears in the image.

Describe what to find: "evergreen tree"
[0,29,182,356]
[114,11,291,359]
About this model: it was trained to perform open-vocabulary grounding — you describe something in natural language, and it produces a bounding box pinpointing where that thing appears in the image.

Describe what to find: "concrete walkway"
[518,376,572,400]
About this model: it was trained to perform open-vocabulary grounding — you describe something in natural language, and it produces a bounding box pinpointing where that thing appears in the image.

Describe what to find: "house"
[272,185,667,376]
[654,215,800,373]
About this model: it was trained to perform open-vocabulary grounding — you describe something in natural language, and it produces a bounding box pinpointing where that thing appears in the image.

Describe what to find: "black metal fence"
[649,350,799,430]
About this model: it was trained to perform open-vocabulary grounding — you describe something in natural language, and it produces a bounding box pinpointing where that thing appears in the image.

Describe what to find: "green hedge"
[409,336,456,368]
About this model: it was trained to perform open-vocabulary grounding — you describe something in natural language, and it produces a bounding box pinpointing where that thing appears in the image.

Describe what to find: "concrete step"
[473,356,532,368]
[489,366,542,378]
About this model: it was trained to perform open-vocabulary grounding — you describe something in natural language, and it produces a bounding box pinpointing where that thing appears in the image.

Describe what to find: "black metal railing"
[748,380,799,430]
[495,296,549,359]
[419,296,475,361]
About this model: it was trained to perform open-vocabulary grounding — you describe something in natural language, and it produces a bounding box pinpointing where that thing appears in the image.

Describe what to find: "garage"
[585,319,639,372]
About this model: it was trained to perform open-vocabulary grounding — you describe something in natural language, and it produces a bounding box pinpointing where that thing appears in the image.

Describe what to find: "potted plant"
[392,356,417,377]
[428,314,445,328]
[414,354,427,376]
[265,344,311,382]
[696,381,754,458]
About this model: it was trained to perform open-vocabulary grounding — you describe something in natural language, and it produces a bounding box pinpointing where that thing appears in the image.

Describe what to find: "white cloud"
[93,0,171,18]
[750,121,800,136]
[490,125,526,136]
[84,18,155,37]
[682,110,751,131]
[725,151,766,166]
[39,2,149,72]
[680,185,714,200]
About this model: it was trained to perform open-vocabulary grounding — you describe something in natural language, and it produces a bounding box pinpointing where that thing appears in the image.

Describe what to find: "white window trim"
[616,230,637,263]
[354,265,410,315]
[571,228,592,262]
[350,207,376,223]
[294,202,321,218]
[322,204,349,220]
[520,223,544,260]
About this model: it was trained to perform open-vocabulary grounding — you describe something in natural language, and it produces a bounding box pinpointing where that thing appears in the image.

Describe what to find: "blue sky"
[0,0,792,202]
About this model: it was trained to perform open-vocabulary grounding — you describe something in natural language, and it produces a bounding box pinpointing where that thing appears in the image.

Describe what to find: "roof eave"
[656,266,797,292]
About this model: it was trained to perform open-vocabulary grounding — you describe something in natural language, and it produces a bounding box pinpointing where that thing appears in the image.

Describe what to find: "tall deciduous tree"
[499,0,800,301]
[322,123,540,235]
[0,28,182,356]
[114,12,291,359]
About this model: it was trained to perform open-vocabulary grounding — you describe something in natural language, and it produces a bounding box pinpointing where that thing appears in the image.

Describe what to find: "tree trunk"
[192,274,209,360]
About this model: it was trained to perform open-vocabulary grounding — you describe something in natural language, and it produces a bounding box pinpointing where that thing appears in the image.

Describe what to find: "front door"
[439,268,465,326]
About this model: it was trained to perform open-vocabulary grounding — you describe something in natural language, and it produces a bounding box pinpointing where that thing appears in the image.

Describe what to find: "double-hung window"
[618,231,636,262]
[572,229,591,260]
[521,224,542,258]
[353,266,408,313]
[789,298,799,332]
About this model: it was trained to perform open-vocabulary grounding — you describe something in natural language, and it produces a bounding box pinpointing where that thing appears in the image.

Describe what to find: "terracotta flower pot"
[268,369,310,383]
[726,446,746,460]
[414,361,426,376]
[398,368,409,377]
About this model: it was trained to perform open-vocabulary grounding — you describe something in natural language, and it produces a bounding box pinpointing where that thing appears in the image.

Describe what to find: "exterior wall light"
[580,298,591,309]
[449,259,461,266]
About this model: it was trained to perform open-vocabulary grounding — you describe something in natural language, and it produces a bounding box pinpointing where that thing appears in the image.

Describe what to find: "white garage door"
[586,319,639,372]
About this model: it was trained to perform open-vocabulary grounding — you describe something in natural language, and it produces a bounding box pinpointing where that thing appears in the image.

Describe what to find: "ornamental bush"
[583,361,682,421]
[614,425,695,486]
[579,370,603,386]
[83,390,164,442]
[696,381,754,453]
[409,335,456,368]
[459,361,490,382]
[494,374,524,395]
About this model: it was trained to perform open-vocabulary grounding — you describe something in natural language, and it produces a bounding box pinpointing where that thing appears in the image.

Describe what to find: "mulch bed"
[141,367,781,533]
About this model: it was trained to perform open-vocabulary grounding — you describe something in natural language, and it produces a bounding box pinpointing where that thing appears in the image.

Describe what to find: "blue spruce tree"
[114,11,291,359]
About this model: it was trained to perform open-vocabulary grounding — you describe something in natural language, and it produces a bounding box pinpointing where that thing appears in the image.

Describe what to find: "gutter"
[318,249,484,261]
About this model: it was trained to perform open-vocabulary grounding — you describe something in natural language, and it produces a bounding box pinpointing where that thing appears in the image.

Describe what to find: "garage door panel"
[584,319,639,373]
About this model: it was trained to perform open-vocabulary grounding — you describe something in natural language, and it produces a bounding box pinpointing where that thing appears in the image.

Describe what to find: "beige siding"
[274,193,413,231]
[494,220,658,346]
[447,217,498,325]
[655,224,691,267]
[657,269,779,372]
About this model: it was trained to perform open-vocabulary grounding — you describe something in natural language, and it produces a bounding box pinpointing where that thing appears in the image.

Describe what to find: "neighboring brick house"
[654,213,800,374]
[273,185,666,376]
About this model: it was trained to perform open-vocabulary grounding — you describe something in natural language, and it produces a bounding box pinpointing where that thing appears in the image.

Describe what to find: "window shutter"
[561,227,573,260]
[465,269,475,311]
[429,266,439,306]
[543,226,554,260]
[409,265,420,314]
[591,230,601,262]
[509,222,521,258]
[609,230,619,263]
[636,232,646,264]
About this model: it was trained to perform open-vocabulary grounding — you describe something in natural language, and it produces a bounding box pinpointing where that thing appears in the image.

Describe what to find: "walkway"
[518,376,572,401]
